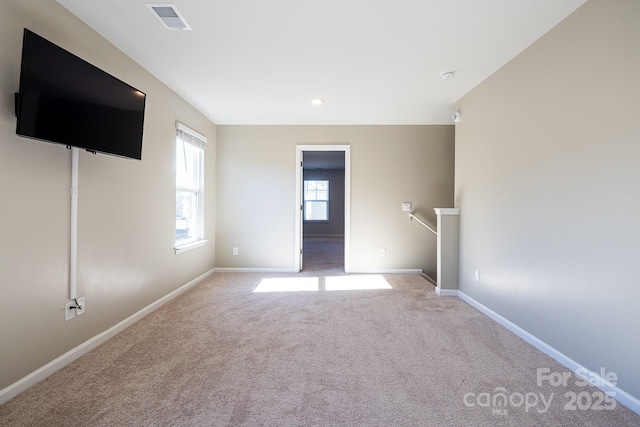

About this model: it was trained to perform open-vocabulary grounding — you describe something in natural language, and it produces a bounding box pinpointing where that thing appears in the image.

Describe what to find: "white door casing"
[295,145,351,272]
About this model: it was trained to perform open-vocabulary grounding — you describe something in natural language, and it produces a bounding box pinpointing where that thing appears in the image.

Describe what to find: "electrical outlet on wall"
[65,302,76,321]
[232,247,239,256]
[65,298,86,321]
[76,297,86,316]
[475,270,481,283]
[379,248,386,257]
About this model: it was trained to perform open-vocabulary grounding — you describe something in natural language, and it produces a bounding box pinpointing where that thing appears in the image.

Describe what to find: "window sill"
[174,239,209,254]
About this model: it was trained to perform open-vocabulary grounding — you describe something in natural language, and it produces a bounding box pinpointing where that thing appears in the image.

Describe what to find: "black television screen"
[16,29,146,160]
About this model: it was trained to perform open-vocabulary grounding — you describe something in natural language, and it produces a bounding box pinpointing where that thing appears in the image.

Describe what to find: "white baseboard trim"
[435,287,459,296]
[214,267,298,274]
[0,268,215,405]
[458,291,640,416]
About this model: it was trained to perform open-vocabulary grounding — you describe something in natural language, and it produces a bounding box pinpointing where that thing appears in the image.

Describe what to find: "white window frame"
[303,179,330,221]
[174,122,207,254]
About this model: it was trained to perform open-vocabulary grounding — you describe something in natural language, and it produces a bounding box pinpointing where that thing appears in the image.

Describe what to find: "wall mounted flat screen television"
[15,29,146,160]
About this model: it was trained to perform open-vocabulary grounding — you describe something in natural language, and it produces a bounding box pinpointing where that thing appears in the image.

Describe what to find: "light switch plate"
[402,202,412,212]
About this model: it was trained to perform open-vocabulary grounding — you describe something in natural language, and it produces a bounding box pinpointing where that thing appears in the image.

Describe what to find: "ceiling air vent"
[147,4,192,30]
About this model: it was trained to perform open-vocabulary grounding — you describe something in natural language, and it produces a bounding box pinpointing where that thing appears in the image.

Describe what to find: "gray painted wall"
[0,0,216,390]
[455,0,640,400]
[216,125,454,274]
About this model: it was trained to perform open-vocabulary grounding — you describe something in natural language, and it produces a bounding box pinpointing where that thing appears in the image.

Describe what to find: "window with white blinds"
[175,122,206,249]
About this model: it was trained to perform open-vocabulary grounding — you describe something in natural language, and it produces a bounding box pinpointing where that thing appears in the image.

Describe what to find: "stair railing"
[409,213,437,236]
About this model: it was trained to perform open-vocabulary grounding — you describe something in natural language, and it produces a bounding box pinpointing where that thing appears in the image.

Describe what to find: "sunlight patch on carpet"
[253,275,393,292]
[253,277,320,292]
[325,275,392,291]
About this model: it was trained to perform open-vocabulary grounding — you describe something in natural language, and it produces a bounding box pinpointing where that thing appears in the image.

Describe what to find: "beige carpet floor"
[302,236,345,273]
[1,240,639,426]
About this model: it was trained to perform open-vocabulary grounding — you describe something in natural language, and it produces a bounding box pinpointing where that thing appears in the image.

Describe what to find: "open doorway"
[302,151,344,272]
[295,145,351,273]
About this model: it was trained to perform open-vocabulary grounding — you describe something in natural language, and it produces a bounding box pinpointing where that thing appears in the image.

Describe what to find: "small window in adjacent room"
[304,180,329,221]
[175,122,206,251]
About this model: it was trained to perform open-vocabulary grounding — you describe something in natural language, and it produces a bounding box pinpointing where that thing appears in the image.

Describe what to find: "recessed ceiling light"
[311,98,324,105]
[440,71,456,80]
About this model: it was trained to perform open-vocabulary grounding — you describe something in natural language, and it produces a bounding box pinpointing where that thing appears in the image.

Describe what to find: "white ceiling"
[57,0,587,125]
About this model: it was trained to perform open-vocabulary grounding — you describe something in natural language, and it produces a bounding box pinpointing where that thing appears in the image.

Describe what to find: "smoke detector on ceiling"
[147,4,192,30]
